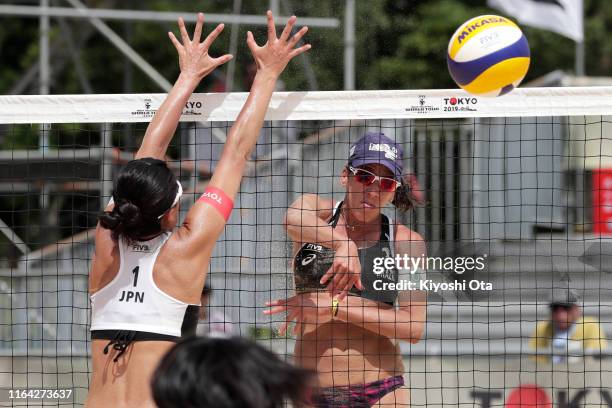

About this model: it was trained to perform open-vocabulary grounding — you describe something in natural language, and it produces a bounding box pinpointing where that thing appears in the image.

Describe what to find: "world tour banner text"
[471,388,612,407]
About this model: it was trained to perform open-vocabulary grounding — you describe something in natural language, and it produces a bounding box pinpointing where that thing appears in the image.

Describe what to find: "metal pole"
[0,218,31,254]
[10,20,98,95]
[575,0,585,76]
[57,17,93,93]
[344,0,355,90]
[101,123,113,211]
[39,0,50,95]
[39,0,50,156]
[575,41,585,76]
[64,0,172,91]
[270,0,280,16]
[225,0,242,92]
[281,0,318,90]
[0,5,340,28]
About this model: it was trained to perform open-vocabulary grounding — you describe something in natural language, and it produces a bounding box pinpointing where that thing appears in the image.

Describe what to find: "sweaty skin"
[268,164,427,407]
[87,12,310,407]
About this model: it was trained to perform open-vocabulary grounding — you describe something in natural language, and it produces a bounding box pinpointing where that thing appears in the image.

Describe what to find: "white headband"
[157,180,183,219]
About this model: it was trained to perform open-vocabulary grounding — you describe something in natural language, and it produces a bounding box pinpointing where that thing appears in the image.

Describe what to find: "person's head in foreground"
[342,132,418,220]
[199,282,212,320]
[151,336,313,408]
[549,287,581,332]
[99,158,182,242]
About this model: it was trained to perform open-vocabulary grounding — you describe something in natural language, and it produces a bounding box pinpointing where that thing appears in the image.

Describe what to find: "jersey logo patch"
[301,253,317,266]
[131,244,150,252]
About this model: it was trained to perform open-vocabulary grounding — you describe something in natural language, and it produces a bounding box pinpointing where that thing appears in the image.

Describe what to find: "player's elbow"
[284,194,316,231]
[397,320,424,344]
[409,321,425,343]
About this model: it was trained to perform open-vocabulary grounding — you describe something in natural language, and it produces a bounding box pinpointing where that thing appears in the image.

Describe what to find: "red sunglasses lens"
[355,170,375,185]
[379,178,397,192]
[353,169,397,192]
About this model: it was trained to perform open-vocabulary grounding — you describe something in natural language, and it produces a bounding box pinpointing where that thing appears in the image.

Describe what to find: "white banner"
[0,87,612,124]
[488,0,584,42]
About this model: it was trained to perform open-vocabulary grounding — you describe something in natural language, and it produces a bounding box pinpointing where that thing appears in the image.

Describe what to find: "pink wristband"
[198,187,234,221]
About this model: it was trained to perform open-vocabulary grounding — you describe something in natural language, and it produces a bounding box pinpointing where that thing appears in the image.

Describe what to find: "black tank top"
[293,201,398,306]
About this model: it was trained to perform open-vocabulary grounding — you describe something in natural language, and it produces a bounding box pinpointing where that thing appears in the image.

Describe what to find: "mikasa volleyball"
[447,15,530,97]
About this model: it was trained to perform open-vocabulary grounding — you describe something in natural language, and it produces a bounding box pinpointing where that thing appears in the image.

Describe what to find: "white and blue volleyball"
[447,15,530,97]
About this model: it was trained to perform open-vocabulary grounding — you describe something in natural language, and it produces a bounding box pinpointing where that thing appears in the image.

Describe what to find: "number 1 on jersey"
[132,266,139,287]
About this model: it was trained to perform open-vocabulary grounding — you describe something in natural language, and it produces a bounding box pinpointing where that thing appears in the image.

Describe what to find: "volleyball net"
[1,87,612,406]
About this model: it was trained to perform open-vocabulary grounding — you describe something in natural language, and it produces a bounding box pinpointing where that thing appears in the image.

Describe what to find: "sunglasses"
[348,166,400,192]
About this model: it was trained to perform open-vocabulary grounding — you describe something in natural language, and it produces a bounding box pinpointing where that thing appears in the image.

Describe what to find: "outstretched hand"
[168,13,233,80]
[264,292,334,336]
[247,10,311,78]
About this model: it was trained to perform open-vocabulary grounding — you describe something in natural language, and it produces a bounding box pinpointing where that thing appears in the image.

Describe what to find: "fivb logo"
[368,143,398,160]
[131,244,150,252]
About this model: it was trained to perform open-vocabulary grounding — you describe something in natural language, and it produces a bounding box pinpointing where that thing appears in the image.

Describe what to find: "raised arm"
[135,13,232,161]
[285,194,340,249]
[176,11,311,262]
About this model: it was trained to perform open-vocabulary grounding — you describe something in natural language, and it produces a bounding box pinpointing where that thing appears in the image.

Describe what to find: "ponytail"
[392,174,423,212]
[99,197,164,242]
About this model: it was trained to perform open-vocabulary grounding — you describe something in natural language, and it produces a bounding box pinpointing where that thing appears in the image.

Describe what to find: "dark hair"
[392,174,423,212]
[98,158,178,242]
[152,337,314,408]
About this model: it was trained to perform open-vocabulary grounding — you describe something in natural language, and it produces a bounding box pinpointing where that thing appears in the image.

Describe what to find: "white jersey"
[90,232,197,338]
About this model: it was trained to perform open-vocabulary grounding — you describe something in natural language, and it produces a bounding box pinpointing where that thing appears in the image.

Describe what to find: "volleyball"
[447,15,530,97]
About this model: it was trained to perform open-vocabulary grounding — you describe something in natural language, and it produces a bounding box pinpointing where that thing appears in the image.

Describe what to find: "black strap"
[102,330,136,362]
[329,201,343,227]
[180,305,201,338]
[93,329,181,363]
[380,213,391,242]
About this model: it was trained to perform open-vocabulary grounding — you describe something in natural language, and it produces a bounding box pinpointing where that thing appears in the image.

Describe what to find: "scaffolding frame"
[0,0,354,256]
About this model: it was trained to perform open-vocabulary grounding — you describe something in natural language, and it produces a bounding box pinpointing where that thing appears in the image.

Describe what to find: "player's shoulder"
[292,193,333,208]
[394,222,424,243]
[579,316,603,328]
[295,193,336,219]
[393,222,426,256]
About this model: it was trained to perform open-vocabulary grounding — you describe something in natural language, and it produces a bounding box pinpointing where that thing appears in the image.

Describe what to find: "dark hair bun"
[117,200,143,229]
[98,209,121,230]
[98,202,162,242]
[97,158,178,242]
